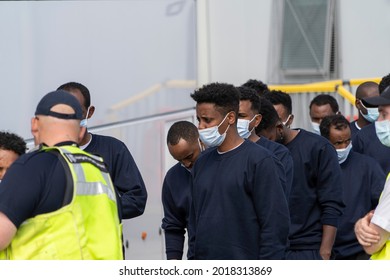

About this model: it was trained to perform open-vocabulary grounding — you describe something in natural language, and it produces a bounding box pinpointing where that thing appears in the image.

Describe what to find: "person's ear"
[355,99,363,111]
[253,114,263,128]
[31,117,39,145]
[87,106,95,119]
[227,111,236,124]
[285,114,294,128]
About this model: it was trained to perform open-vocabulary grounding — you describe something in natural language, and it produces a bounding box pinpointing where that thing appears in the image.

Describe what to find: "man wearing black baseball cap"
[0,90,123,259]
[354,85,390,260]
[31,89,84,146]
[352,86,390,175]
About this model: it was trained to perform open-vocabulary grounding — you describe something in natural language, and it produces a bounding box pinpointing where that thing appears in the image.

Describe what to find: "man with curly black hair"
[0,131,26,181]
[379,73,390,94]
[241,79,269,96]
[236,86,293,199]
[309,94,340,135]
[263,90,294,128]
[188,82,290,260]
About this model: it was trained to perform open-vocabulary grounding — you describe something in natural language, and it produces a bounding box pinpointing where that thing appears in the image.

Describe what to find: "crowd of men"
[1,74,390,260]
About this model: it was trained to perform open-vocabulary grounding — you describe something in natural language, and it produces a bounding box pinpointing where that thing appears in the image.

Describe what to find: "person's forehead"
[0,149,19,162]
[196,103,222,116]
[310,104,334,115]
[363,87,379,98]
[168,138,195,158]
[329,125,351,137]
[239,100,252,111]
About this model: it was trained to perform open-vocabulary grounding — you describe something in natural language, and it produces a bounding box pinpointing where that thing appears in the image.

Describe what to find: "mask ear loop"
[80,106,91,128]
[198,138,205,152]
[248,114,260,134]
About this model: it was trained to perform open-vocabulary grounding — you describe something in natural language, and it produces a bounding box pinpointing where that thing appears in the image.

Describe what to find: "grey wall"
[0,0,196,139]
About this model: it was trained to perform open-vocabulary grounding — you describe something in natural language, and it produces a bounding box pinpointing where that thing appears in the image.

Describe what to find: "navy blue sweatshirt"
[161,162,192,259]
[189,140,290,260]
[333,151,385,258]
[349,120,360,139]
[286,129,344,250]
[256,137,294,199]
[84,133,147,220]
[352,124,390,174]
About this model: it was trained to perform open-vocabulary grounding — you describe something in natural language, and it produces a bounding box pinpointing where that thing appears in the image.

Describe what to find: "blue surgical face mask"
[360,103,379,123]
[311,121,321,135]
[198,113,230,148]
[336,142,352,164]
[237,115,257,139]
[375,120,390,147]
[80,106,91,128]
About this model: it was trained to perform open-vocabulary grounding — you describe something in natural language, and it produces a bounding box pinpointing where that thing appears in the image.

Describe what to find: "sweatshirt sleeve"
[252,155,290,259]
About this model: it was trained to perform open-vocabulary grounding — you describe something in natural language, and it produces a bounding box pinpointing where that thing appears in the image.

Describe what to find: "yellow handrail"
[268,77,381,105]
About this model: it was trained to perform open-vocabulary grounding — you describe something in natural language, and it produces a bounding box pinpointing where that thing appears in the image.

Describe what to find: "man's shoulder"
[91,133,126,146]
[298,129,331,147]
[349,150,382,166]
[15,149,59,166]
[356,124,375,138]
[258,137,289,153]
[89,133,129,154]
[243,140,276,160]
[166,162,186,176]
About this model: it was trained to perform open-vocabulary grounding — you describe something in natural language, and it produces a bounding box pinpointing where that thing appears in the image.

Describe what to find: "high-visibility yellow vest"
[370,245,390,260]
[0,145,123,260]
[369,174,390,260]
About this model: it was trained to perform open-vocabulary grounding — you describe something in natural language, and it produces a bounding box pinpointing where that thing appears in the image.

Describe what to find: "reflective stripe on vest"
[77,181,116,202]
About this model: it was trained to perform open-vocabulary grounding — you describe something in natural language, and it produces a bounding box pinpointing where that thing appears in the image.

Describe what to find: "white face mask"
[375,120,390,147]
[283,114,292,127]
[360,103,379,123]
[311,121,321,135]
[336,142,352,164]
[237,115,257,139]
[80,106,90,128]
[198,138,205,152]
[198,113,230,148]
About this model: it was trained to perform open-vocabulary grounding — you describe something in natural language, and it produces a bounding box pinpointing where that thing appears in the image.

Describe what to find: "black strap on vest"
[46,149,74,207]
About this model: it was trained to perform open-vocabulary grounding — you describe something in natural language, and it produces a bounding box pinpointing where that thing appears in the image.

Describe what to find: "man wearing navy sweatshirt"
[57,82,147,222]
[236,86,293,199]
[264,90,344,260]
[188,82,290,260]
[320,115,384,259]
[161,121,203,259]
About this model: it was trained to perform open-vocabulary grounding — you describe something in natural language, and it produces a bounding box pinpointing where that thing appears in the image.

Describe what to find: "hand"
[319,250,331,260]
[354,212,380,246]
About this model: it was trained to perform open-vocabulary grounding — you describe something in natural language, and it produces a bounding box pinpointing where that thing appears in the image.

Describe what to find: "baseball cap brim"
[362,86,390,108]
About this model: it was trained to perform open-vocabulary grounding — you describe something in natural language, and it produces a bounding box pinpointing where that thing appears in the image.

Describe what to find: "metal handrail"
[269,77,381,104]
